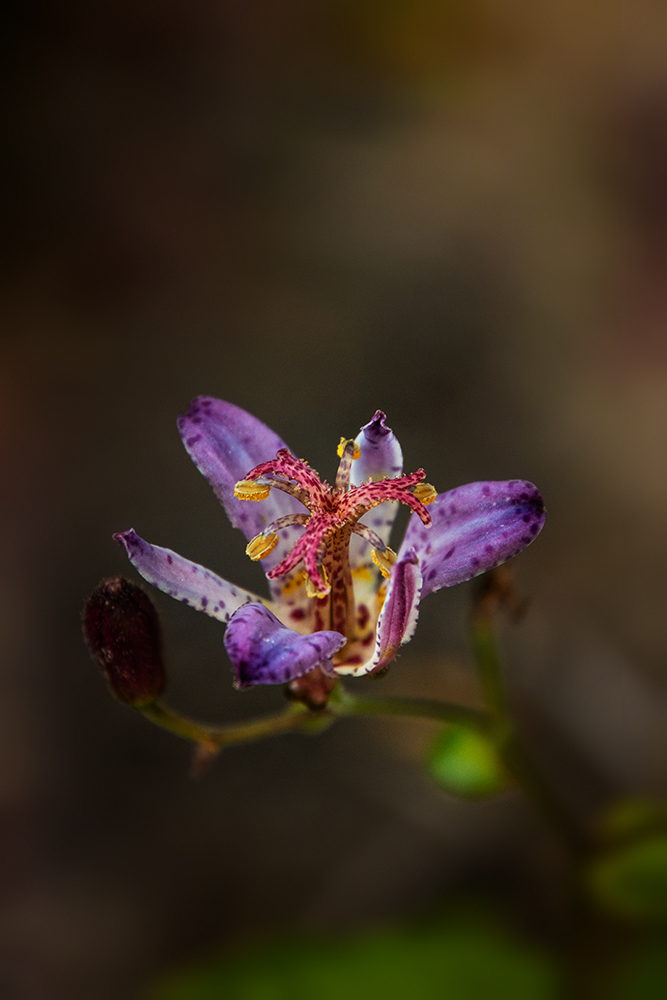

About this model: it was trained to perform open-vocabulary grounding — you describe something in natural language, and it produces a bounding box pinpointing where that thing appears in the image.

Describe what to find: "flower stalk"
[469,568,585,852]
[139,699,315,748]
[329,685,490,729]
[134,685,490,752]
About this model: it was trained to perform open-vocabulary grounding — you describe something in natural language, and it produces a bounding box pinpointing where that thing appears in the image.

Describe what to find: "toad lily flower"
[114,399,545,693]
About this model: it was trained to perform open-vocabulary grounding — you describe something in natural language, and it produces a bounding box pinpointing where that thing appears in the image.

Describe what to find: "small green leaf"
[588,834,667,919]
[426,724,507,799]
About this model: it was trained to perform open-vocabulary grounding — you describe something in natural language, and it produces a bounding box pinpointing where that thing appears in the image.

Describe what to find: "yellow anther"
[234,479,271,501]
[245,532,279,561]
[371,546,397,579]
[337,437,361,460]
[305,564,329,598]
[412,483,438,505]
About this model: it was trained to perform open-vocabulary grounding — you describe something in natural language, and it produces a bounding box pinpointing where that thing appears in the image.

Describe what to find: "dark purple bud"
[83,577,165,706]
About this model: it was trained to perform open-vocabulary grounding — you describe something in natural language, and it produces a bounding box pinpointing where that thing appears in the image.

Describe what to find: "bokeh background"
[2,1,667,996]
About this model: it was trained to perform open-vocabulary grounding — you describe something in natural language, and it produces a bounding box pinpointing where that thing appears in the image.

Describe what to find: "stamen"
[412,483,438,505]
[245,514,308,564]
[371,546,397,578]
[264,513,310,532]
[246,532,279,561]
[335,438,360,493]
[352,522,387,551]
[234,480,272,501]
[337,437,361,460]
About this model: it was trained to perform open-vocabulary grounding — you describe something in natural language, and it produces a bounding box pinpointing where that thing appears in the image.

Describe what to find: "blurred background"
[2,0,667,996]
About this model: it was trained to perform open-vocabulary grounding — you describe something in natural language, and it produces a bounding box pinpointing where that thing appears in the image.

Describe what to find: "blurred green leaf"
[426,724,507,799]
[588,835,667,919]
[149,918,559,1000]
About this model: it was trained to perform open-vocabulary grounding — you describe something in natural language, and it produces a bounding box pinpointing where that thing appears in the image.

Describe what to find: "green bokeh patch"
[426,723,507,799]
[150,918,559,1000]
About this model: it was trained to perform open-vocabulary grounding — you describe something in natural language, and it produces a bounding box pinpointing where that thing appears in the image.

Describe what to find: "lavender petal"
[114,529,263,622]
[350,410,404,568]
[399,480,546,598]
[177,397,306,576]
[224,603,346,688]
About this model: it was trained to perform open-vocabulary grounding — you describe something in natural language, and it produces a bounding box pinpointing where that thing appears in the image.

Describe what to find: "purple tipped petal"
[352,410,404,484]
[114,530,263,622]
[336,548,422,678]
[224,603,346,688]
[350,411,404,568]
[399,480,546,598]
[177,398,306,575]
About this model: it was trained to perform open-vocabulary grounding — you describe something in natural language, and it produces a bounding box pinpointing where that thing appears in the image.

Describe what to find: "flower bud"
[83,577,165,706]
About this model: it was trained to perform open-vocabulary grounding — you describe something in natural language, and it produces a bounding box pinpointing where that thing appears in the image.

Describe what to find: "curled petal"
[335,548,422,678]
[352,410,404,484]
[399,480,545,598]
[177,398,306,576]
[224,603,346,688]
[114,530,263,622]
[372,548,422,670]
[350,411,404,569]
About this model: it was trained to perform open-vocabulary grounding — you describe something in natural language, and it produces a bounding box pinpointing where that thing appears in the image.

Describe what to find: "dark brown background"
[1,1,666,995]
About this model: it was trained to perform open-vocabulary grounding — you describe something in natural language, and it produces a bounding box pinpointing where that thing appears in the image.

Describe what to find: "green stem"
[470,591,585,851]
[499,728,585,850]
[140,699,314,748]
[471,613,507,716]
[138,687,490,754]
[330,687,490,728]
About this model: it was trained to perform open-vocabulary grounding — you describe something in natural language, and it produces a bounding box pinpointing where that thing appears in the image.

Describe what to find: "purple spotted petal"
[350,411,404,568]
[114,530,262,622]
[224,603,346,688]
[177,398,306,576]
[336,548,422,678]
[399,480,545,598]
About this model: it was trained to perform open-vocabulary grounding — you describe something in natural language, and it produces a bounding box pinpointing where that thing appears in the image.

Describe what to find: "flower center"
[234,437,436,640]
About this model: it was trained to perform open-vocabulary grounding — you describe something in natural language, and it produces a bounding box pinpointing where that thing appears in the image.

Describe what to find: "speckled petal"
[114,529,264,622]
[224,603,346,688]
[177,398,306,577]
[350,411,404,569]
[399,480,545,598]
[335,548,422,678]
